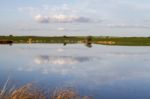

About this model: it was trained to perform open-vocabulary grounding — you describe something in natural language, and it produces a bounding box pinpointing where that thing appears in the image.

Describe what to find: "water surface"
[0,44,150,99]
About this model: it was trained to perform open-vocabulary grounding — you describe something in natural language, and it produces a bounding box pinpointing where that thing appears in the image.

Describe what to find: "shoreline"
[0,35,150,46]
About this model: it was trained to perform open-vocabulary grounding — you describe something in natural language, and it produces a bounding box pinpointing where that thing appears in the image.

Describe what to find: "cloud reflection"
[18,55,101,75]
[34,55,92,65]
[17,53,150,86]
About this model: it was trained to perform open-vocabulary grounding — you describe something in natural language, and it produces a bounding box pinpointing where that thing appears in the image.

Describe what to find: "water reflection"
[0,40,93,48]
[17,53,150,85]
[34,56,93,65]
[1,44,150,99]
[85,43,92,48]
[18,55,100,75]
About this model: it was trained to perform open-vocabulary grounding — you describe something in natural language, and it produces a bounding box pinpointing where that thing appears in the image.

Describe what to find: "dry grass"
[51,88,93,99]
[51,88,80,99]
[11,83,45,99]
[0,83,93,99]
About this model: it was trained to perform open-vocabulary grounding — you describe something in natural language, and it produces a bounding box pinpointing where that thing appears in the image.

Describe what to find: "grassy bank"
[0,35,150,46]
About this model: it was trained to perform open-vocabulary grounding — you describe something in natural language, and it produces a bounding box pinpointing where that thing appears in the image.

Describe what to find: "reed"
[0,83,93,99]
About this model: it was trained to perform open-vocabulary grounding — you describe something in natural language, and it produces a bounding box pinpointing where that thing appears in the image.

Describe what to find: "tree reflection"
[85,43,92,48]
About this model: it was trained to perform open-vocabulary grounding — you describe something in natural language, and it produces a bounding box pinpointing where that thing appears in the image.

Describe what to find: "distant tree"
[63,35,67,38]
[87,36,92,41]
[84,36,92,48]
[9,35,13,37]
[86,36,92,43]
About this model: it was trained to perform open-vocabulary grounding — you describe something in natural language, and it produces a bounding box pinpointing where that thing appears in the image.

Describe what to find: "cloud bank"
[19,4,94,24]
[34,14,91,23]
[17,0,150,32]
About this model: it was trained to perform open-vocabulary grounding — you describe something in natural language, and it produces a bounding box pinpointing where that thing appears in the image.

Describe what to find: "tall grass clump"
[0,81,93,99]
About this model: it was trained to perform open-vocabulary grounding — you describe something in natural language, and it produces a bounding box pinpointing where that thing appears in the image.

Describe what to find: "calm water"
[0,44,150,99]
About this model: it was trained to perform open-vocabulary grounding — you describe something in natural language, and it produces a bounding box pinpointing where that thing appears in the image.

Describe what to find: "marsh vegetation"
[0,35,150,46]
[0,83,92,99]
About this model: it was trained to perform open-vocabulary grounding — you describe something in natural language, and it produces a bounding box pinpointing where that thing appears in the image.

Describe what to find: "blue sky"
[1,0,150,36]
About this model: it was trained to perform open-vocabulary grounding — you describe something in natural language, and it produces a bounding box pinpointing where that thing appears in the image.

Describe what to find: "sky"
[1,0,150,36]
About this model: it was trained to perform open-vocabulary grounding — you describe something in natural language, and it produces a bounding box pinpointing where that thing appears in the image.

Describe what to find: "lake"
[0,44,150,99]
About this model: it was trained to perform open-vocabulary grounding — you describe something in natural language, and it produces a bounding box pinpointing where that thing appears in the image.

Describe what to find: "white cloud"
[57,27,66,31]
[34,14,91,23]
[35,15,49,23]
[19,4,96,24]
[18,0,150,27]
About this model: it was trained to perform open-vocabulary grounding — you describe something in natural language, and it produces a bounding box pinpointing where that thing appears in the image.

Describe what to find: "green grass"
[0,35,150,46]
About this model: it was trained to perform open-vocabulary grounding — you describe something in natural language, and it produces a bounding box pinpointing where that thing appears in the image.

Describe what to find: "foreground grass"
[0,35,150,46]
[0,83,92,99]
